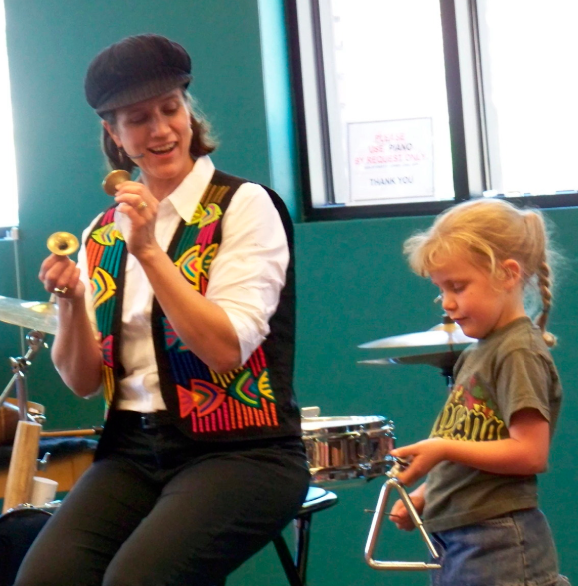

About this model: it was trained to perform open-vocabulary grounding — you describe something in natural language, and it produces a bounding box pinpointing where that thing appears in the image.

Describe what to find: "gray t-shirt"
[423,317,562,533]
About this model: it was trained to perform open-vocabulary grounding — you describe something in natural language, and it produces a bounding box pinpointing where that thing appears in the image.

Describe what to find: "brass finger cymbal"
[102,169,131,196]
[47,232,79,256]
[0,295,58,334]
[359,319,475,349]
[358,350,462,371]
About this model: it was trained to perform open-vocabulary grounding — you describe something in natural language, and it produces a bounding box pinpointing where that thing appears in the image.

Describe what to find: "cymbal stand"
[0,330,47,417]
[1,330,48,513]
[440,313,459,392]
[440,361,455,394]
[365,459,441,572]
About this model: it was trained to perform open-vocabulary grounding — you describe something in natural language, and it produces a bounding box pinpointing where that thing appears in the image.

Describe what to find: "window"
[287,0,578,219]
[477,0,578,197]
[0,0,19,230]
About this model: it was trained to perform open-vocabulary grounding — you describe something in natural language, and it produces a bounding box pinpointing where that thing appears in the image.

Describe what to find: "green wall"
[0,1,576,585]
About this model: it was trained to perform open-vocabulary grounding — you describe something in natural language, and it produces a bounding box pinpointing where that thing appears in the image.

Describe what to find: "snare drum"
[301,416,395,483]
[0,504,56,586]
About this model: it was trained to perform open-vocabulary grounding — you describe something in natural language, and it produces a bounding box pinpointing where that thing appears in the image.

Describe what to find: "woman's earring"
[117,146,125,165]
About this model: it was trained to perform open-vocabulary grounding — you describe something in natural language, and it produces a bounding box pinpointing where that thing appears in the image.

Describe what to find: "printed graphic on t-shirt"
[430,375,507,441]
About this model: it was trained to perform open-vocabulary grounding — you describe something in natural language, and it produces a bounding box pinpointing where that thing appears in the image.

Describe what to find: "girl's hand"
[389,489,425,531]
[113,180,160,259]
[39,254,84,300]
[390,438,447,486]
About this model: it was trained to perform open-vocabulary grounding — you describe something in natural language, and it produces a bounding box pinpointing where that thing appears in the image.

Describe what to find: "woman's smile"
[148,142,178,155]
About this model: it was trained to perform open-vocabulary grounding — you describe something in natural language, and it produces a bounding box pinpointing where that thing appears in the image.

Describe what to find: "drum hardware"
[0,327,99,512]
[0,331,47,419]
[1,398,46,446]
[8,500,61,512]
[102,169,131,196]
[0,330,49,513]
[36,452,50,471]
[301,414,395,484]
[364,457,441,572]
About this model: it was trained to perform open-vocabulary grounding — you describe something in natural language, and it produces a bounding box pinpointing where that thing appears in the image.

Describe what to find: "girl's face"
[104,89,194,198]
[430,255,525,340]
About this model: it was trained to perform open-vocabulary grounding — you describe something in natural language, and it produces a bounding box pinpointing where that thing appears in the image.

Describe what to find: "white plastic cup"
[30,477,58,507]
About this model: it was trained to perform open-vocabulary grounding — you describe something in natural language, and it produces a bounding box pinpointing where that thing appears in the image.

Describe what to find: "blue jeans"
[430,508,571,586]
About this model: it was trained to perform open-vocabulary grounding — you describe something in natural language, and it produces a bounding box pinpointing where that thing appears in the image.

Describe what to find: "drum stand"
[1,331,48,513]
[365,460,441,571]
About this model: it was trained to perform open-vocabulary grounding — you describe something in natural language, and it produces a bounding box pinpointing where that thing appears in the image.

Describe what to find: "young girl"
[389,198,570,586]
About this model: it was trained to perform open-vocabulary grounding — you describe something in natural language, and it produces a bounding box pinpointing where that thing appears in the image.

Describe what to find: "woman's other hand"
[114,180,160,259]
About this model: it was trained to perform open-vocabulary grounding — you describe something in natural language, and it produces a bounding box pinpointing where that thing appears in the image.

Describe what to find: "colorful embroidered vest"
[86,170,301,441]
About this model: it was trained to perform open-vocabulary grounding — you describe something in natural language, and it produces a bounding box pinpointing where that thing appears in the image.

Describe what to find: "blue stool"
[273,486,338,586]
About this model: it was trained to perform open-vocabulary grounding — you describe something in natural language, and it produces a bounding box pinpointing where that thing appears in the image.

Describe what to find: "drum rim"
[0,507,52,522]
[301,415,392,433]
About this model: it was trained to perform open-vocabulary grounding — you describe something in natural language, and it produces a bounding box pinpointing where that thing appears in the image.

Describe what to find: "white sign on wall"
[347,118,434,202]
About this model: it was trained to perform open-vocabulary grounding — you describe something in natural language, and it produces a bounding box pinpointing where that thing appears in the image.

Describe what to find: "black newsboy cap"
[84,34,192,116]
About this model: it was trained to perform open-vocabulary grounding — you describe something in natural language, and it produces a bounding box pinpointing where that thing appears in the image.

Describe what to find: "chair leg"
[294,513,312,584]
[273,535,304,586]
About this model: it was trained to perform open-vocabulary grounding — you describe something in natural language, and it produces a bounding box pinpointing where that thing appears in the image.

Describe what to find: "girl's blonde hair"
[404,198,556,346]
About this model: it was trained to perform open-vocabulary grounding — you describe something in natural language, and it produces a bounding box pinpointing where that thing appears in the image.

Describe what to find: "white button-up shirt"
[78,156,290,412]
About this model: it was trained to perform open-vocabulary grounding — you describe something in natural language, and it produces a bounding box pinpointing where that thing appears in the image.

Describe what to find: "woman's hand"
[390,438,448,486]
[113,180,160,259]
[39,254,84,300]
[389,485,426,531]
[39,253,103,396]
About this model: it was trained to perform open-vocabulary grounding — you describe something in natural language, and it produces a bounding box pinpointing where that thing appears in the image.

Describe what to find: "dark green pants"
[15,410,310,586]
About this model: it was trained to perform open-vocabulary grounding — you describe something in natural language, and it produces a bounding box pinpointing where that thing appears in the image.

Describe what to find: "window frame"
[285,0,578,221]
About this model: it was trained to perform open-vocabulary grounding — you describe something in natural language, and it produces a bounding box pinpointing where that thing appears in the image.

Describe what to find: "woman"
[18,34,309,586]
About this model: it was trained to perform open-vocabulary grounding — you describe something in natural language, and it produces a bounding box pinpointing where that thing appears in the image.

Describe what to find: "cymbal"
[359,320,475,349]
[0,296,58,334]
[102,169,131,196]
[358,350,462,370]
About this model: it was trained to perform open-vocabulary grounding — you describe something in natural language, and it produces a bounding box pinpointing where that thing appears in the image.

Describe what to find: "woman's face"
[104,89,194,196]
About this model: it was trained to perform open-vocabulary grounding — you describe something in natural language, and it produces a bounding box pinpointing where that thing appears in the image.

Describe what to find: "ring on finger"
[53,286,69,296]
[136,200,148,212]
